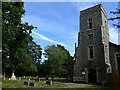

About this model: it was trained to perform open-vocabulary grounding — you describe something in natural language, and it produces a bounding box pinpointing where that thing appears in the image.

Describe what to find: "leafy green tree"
[28,41,42,64]
[2,2,37,76]
[44,45,73,80]
[36,61,50,77]
[57,45,74,80]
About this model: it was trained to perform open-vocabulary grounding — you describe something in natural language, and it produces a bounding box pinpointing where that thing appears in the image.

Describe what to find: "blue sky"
[22,2,119,60]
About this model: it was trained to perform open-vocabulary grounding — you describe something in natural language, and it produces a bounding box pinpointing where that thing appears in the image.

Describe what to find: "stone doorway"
[88,69,96,83]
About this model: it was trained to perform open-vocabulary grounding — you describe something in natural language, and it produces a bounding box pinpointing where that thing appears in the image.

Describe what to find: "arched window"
[88,46,94,60]
[88,18,92,29]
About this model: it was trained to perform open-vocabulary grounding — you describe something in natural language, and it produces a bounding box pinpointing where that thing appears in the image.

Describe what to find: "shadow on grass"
[52,78,72,83]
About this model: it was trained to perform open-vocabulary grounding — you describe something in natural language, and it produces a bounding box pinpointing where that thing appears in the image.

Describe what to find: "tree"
[43,45,73,80]
[28,41,42,64]
[36,61,50,77]
[57,45,74,80]
[109,2,120,28]
[2,2,37,76]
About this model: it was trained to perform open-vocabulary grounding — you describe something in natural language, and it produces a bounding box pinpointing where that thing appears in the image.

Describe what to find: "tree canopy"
[42,45,73,80]
[2,2,41,76]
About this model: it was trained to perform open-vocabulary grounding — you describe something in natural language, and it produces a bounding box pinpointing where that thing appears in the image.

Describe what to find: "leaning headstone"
[29,82,34,86]
[11,72,16,80]
[23,81,28,86]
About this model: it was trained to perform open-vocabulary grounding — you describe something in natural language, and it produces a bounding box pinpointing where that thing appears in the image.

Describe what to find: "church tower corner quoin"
[73,4,112,84]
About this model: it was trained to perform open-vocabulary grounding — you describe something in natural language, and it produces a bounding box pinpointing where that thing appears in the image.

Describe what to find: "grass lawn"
[2,78,109,88]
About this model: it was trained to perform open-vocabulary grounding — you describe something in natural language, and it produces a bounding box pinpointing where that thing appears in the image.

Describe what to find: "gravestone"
[29,78,30,81]
[23,81,28,86]
[11,72,16,80]
[23,76,25,79]
[46,80,52,85]
[18,77,21,80]
[38,78,40,82]
[29,82,34,86]
[36,78,40,82]
[3,73,5,80]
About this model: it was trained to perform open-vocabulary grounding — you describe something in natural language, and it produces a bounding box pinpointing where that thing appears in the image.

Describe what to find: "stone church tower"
[73,4,111,84]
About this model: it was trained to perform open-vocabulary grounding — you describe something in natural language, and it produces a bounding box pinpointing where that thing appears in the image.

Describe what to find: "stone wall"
[109,42,120,73]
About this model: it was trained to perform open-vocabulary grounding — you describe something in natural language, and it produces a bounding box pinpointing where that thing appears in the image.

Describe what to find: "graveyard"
[2,77,105,88]
[2,72,108,88]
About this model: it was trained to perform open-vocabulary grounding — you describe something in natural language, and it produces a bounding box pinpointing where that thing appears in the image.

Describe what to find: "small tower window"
[88,33,94,40]
[88,18,92,29]
[88,46,94,60]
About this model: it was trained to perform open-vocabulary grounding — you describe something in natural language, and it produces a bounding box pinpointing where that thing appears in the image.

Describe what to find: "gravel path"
[63,83,97,88]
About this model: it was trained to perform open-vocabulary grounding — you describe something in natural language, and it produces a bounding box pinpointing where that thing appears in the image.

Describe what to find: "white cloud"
[22,15,67,35]
[72,2,98,12]
[22,14,77,56]
[109,27,118,45]
[32,31,75,58]
[32,31,69,47]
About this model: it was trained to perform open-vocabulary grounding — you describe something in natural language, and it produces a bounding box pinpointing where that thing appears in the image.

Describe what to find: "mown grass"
[2,78,108,88]
[2,78,66,88]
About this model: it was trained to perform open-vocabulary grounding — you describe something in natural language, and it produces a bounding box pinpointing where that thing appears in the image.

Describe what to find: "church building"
[73,4,120,84]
